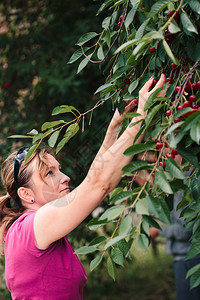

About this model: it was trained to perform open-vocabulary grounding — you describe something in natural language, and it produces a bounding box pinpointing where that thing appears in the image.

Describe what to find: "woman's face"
[29,154,70,206]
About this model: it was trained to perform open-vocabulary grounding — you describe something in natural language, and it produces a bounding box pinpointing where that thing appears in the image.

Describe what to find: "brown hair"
[0,148,51,244]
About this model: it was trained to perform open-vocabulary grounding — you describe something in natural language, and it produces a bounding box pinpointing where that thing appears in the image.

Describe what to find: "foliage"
[1,0,200,290]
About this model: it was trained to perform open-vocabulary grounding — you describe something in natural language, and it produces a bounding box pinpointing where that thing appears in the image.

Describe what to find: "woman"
[0,74,166,299]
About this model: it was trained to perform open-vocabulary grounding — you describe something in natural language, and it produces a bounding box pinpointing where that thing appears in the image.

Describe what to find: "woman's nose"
[60,172,70,184]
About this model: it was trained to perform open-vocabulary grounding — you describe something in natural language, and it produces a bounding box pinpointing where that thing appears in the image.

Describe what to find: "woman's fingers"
[150,73,166,94]
[139,75,154,94]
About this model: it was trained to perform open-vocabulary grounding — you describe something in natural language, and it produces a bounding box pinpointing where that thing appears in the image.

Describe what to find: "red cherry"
[189,95,196,102]
[176,86,181,92]
[166,77,174,84]
[124,78,131,84]
[118,22,122,26]
[165,29,170,35]
[174,118,181,123]
[171,149,178,156]
[193,104,200,109]
[191,83,198,90]
[197,81,200,89]
[178,105,184,110]
[153,79,158,85]
[156,142,163,149]
[2,82,12,89]
[133,98,138,105]
[185,81,192,90]
[166,110,172,116]
[149,47,156,53]
[159,161,166,167]
[168,11,174,18]
[120,15,124,20]
[152,172,155,178]
[171,63,177,68]
[174,11,180,20]
[183,101,191,108]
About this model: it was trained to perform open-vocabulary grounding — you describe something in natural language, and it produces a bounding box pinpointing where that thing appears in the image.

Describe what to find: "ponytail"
[0,194,25,249]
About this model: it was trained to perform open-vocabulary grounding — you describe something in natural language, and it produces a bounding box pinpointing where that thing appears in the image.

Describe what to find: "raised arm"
[34,74,166,249]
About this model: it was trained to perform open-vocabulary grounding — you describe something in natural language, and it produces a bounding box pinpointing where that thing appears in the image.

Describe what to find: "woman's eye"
[46,170,53,177]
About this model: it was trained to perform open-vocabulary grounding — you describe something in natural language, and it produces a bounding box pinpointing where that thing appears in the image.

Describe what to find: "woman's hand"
[98,99,138,156]
[137,73,166,117]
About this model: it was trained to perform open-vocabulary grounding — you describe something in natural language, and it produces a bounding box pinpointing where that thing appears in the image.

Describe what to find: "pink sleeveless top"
[4,211,87,300]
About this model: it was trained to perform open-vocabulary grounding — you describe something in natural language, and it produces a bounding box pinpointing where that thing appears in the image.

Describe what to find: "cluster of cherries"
[151,143,179,177]
[149,10,180,54]
[166,79,200,123]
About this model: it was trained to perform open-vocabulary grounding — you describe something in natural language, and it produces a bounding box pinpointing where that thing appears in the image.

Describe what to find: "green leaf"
[177,146,199,168]
[189,0,200,14]
[135,19,150,39]
[102,16,111,29]
[147,195,171,225]
[119,215,132,235]
[90,256,103,271]
[97,46,104,60]
[124,141,156,157]
[87,218,109,230]
[123,112,140,119]
[145,103,163,128]
[155,170,173,194]
[109,187,123,200]
[144,88,163,111]
[74,245,97,255]
[186,263,200,279]
[27,129,38,135]
[77,54,93,74]
[67,47,89,64]
[190,269,200,289]
[110,191,133,204]
[24,143,39,163]
[165,157,185,179]
[190,174,200,201]
[42,120,65,131]
[136,197,149,216]
[52,105,78,116]
[125,6,138,29]
[76,32,98,46]
[9,135,33,139]
[94,82,114,94]
[128,79,139,94]
[142,215,161,230]
[148,0,172,18]
[112,0,127,7]
[97,0,114,15]
[56,123,79,154]
[48,130,60,148]
[115,37,150,54]
[180,12,198,34]
[168,21,181,34]
[99,206,124,221]
[107,256,116,281]
[166,121,184,136]
[185,242,200,260]
[111,248,124,266]
[137,233,149,251]
[104,235,126,249]
[122,161,152,173]
[190,122,200,144]
[117,238,133,257]
[162,39,180,64]
[89,236,106,247]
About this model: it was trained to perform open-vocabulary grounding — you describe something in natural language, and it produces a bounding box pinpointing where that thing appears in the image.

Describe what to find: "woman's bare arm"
[34,74,166,249]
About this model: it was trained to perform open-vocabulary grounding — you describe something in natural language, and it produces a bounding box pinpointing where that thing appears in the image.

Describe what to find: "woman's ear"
[17,187,34,204]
